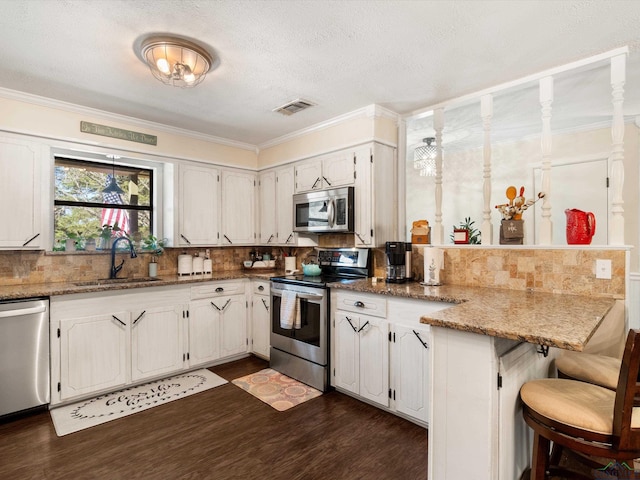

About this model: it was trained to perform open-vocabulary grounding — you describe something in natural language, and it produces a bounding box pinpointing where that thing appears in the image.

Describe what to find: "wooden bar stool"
[520,329,640,480]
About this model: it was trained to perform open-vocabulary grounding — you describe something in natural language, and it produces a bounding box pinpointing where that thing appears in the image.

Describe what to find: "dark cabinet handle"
[133,310,146,325]
[221,299,231,311]
[180,234,191,245]
[323,176,331,186]
[261,298,269,311]
[211,301,221,311]
[345,316,358,333]
[312,177,320,189]
[112,315,126,326]
[354,232,366,244]
[223,234,232,244]
[357,320,370,333]
[354,301,365,308]
[22,233,40,247]
[267,234,274,243]
[285,233,294,244]
[413,330,429,349]
[258,285,264,291]
[215,287,224,293]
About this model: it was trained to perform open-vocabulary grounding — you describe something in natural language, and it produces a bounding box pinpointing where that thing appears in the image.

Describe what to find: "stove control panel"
[317,248,369,268]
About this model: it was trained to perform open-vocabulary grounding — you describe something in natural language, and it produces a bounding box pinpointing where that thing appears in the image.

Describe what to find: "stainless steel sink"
[74,277,162,287]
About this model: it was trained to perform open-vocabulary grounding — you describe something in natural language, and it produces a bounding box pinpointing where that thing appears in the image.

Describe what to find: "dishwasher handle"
[0,305,47,318]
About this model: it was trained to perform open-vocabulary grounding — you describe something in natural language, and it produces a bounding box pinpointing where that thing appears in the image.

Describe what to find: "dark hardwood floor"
[0,356,427,479]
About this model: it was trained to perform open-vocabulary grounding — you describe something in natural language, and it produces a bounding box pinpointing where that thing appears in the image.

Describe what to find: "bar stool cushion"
[520,378,629,434]
[555,351,621,390]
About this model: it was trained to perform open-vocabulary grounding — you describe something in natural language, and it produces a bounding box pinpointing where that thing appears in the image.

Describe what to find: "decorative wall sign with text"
[80,121,157,146]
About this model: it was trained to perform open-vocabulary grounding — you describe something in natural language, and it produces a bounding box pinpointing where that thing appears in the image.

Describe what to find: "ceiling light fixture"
[139,36,213,88]
[103,154,124,194]
[413,137,438,177]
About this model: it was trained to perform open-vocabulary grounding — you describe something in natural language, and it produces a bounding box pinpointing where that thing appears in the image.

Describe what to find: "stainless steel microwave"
[293,186,354,233]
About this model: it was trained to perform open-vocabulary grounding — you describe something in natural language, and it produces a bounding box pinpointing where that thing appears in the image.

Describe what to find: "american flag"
[101,175,129,236]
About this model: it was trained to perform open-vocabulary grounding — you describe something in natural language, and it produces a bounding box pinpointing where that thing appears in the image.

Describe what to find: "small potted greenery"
[451,217,481,245]
[142,235,167,277]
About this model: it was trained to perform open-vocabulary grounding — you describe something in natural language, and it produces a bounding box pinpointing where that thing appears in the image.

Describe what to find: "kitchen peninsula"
[330,264,621,480]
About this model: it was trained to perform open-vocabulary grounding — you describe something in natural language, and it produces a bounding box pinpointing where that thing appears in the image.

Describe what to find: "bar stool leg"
[531,432,550,480]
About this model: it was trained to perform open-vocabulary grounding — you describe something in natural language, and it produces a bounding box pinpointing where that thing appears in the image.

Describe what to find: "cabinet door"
[221,170,256,244]
[131,305,184,382]
[0,138,41,248]
[179,164,220,246]
[189,299,221,366]
[60,312,129,400]
[354,145,373,246]
[394,323,430,423]
[358,316,389,407]
[258,170,277,245]
[251,294,270,359]
[322,151,355,188]
[275,165,296,245]
[333,313,360,394]
[295,161,323,192]
[219,295,248,358]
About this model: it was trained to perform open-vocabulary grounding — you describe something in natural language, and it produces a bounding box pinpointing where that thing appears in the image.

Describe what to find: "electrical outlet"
[595,259,612,279]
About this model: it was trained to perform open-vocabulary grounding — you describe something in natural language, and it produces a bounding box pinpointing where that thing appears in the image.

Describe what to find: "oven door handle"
[270,291,324,301]
[296,293,324,300]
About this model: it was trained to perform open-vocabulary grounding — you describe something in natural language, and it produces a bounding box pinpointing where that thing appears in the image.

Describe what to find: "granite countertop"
[329,279,617,351]
[0,270,280,301]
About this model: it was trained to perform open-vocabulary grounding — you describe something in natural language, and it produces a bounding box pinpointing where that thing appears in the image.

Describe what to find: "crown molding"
[258,104,399,150]
[0,86,257,152]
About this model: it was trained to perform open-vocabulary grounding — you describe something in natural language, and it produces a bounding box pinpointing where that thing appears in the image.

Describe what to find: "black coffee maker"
[385,242,407,283]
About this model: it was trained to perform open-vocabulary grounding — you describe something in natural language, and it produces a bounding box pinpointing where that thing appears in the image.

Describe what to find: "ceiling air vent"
[273,99,316,116]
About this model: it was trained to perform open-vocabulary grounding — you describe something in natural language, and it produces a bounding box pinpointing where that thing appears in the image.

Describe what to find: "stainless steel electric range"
[269,247,371,392]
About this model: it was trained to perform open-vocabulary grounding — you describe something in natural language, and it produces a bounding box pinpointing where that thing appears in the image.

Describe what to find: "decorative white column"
[481,95,493,245]
[433,108,445,245]
[397,118,407,241]
[538,76,554,245]
[609,53,626,245]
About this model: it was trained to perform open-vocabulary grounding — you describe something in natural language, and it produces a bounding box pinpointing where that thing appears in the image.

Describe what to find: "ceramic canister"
[178,254,193,276]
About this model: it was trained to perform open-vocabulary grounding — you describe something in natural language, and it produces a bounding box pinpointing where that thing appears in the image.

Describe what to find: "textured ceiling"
[0,0,640,148]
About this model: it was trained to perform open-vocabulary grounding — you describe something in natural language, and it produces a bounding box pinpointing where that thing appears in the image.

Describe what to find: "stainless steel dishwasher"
[0,298,50,417]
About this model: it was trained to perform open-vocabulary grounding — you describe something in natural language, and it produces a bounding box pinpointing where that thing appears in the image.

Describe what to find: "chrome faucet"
[110,237,137,279]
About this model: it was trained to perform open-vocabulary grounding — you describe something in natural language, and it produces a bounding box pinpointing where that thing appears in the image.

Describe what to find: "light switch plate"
[595,259,612,279]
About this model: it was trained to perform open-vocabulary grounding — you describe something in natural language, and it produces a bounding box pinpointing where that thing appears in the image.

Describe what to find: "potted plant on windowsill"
[142,235,167,277]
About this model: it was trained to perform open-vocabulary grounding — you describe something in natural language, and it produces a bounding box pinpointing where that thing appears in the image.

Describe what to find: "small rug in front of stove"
[50,369,227,436]
[231,368,322,411]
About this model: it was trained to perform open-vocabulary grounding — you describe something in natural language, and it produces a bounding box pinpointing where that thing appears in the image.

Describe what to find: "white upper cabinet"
[221,170,256,245]
[258,170,277,245]
[257,164,297,246]
[354,143,397,247]
[275,165,296,245]
[295,150,355,192]
[0,137,43,248]
[178,164,220,246]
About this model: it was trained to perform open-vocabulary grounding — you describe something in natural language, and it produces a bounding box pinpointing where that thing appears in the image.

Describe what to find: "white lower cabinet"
[334,312,389,407]
[332,290,452,425]
[131,304,184,382]
[59,311,129,400]
[392,323,430,423]
[52,281,249,406]
[250,280,270,359]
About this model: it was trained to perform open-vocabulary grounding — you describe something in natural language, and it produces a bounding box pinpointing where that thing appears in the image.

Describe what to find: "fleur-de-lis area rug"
[50,369,227,436]
[232,368,322,411]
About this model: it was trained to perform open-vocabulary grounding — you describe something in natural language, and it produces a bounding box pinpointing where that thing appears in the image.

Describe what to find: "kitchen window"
[53,157,153,250]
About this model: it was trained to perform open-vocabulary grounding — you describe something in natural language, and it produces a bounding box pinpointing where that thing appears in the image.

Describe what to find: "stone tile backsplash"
[0,244,627,301]
[411,246,625,298]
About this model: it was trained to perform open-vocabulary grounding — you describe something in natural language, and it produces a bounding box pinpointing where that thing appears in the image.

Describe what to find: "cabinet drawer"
[191,280,245,300]
[253,280,270,296]
[335,292,386,318]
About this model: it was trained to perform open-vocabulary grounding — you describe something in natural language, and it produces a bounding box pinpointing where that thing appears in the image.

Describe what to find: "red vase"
[565,209,596,245]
